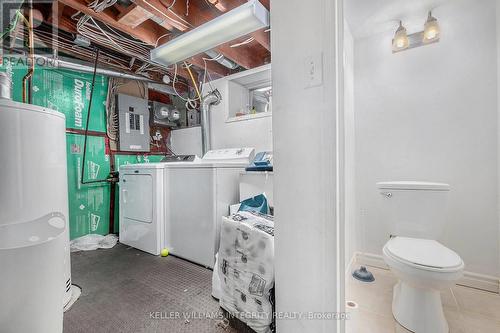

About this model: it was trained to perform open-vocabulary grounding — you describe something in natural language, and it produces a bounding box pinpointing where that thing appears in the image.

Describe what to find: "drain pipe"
[201,89,222,155]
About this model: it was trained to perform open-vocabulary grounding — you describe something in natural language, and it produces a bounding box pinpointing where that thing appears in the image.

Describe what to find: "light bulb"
[423,11,440,42]
[392,21,409,52]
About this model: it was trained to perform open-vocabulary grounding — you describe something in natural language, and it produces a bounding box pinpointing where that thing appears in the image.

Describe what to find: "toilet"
[377,181,464,333]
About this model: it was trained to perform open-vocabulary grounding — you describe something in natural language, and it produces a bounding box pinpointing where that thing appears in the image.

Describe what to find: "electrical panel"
[117,93,150,152]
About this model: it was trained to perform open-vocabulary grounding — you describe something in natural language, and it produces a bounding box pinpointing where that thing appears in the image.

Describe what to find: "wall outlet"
[304,53,323,88]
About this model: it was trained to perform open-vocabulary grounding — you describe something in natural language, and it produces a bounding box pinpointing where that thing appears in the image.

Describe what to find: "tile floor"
[346,266,500,333]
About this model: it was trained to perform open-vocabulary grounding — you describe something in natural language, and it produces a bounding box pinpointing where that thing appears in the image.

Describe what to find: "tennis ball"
[161,248,169,257]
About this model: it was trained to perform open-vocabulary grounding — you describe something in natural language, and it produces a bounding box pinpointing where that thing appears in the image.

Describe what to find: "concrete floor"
[64,243,239,333]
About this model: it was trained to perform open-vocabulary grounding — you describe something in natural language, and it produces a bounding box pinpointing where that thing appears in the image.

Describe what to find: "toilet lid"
[386,237,463,270]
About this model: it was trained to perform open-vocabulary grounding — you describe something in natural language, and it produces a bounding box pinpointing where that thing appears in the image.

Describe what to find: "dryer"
[119,163,166,255]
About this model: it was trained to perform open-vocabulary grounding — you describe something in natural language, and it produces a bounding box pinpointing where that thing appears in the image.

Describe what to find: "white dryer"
[164,148,255,268]
[119,163,166,255]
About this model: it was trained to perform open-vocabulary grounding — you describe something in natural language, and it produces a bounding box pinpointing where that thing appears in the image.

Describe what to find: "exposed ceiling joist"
[56,0,231,77]
[58,0,163,45]
[117,4,154,28]
[132,0,190,31]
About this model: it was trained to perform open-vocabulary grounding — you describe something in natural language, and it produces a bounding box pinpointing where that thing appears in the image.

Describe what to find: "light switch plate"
[304,53,323,88]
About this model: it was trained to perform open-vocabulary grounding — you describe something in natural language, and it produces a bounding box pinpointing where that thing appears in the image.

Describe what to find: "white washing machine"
[119,163,167,255]
[165,148,255,268]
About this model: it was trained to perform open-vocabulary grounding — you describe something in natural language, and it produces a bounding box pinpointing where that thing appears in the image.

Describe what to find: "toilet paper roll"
[345,300,359,333]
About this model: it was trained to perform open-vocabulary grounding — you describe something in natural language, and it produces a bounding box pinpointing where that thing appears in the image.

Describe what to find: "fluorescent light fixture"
[151,0,269,67]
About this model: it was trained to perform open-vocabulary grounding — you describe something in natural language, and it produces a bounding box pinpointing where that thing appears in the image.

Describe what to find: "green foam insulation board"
[113,154,165,233]
[67,133,111,239]
[1,58,111,239]
[0,58,173,240]
[1,58,108,133]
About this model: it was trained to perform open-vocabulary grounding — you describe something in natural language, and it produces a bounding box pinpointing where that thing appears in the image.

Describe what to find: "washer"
[165,148,255,268]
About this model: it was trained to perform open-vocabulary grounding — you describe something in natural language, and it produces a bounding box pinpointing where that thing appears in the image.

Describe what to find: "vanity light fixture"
[392,21,409,52]
[392,12,440,53]
[423,11,440,42]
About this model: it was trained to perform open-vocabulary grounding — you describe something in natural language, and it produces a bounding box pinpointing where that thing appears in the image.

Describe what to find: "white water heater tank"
[0,98,72,306]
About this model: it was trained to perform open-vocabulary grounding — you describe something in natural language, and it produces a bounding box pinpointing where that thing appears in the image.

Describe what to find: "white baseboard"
[353,252,499,294]
[458,271,500,293]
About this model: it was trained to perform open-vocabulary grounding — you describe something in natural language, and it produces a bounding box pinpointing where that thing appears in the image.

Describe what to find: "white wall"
[170,126,202,156]
[354,0,499,276]
[171,66,273,155]
[272,0,342,332]
[344,22,357,270]
[497,0,500,276]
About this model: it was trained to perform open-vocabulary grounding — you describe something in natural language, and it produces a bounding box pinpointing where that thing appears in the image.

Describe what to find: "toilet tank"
[377,181,450,239]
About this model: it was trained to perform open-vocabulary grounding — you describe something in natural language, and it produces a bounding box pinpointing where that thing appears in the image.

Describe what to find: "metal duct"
[204,50,239,70]
[33,55,155,82]
[201,89,222,155]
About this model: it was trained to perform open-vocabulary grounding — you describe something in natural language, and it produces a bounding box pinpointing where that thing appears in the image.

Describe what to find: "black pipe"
[80,48,111,185]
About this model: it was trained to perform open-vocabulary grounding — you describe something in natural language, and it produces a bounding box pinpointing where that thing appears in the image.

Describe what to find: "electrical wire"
[184,61,201,100]
[230,36,254,48]
[155,33,171,47]
[142,0,192,30]
[88,0,118,12]
[106,77,124,142]
[162,0,176,10]
[171,63,199,110]
[201,53,221,93]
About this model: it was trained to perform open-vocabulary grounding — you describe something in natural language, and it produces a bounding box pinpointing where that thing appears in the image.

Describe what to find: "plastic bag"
[218,212,275,333]
[70,234,118,252]
[238,194,268,214]
[212,253,222,300]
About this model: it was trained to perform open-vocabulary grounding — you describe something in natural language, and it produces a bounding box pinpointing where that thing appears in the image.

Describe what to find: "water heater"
[0,98,73,306]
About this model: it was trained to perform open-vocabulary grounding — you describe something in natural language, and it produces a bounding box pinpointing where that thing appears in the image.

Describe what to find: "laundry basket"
[0,212,66,333]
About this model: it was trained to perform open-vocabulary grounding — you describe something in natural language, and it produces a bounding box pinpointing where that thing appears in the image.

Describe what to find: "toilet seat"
[385,237,464,272]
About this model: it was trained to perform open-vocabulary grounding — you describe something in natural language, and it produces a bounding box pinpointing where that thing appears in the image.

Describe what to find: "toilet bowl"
[383,236,464,333]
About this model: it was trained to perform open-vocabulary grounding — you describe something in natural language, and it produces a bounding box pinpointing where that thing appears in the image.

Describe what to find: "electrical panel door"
[117,94,150,152]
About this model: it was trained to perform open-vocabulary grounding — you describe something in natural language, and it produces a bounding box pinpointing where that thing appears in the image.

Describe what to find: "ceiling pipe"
[201,89,222,155]
[33,55,155,82]
[204,50,239,70]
